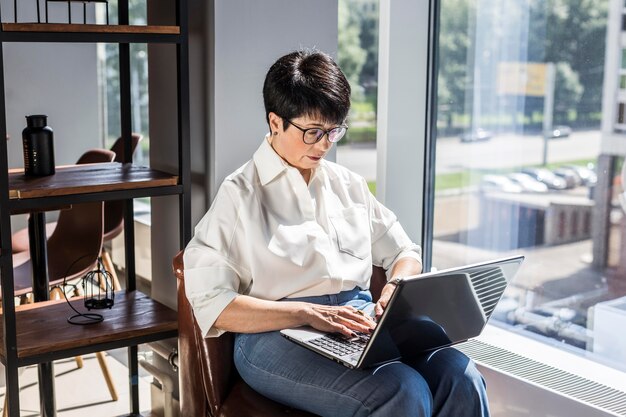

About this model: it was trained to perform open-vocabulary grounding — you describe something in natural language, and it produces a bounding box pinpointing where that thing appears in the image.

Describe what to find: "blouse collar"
[253,134,289,186]
[253,134,325,186]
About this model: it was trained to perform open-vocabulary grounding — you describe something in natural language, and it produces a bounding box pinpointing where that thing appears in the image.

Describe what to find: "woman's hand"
[373,257,422,320]
[302,304,376,338]
[374,282,397,320]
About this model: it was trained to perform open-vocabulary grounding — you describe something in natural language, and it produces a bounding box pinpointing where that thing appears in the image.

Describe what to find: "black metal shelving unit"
[0,0,190,415]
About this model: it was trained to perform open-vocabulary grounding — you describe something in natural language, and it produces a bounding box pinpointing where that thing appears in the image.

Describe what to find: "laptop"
[280,255,524,369]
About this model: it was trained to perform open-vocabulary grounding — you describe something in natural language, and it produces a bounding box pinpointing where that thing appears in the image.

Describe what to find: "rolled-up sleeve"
[183,184,245,337]
[367,185,422,280]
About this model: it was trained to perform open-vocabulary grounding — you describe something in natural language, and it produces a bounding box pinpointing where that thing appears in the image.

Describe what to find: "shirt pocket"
[329,205,370,260]
[268,222,321,267]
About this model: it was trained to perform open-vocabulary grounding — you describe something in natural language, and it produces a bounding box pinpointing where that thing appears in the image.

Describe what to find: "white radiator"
[457,326,626,417]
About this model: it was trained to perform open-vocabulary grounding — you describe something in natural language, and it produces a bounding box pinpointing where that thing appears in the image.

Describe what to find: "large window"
[336,0,379,193]
[97,0,152,280]
[98,0,149,165]
[433,0,626,371]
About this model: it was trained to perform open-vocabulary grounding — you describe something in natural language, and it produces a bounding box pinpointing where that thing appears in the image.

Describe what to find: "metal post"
[38,363,57,417]
[421,0,441,273]
[0,41,23,417]
[117,0,140,413]
[28,212,57,416]
[177,0,191,246]
[128,345,140,415]
[29,212,50,300]
[542,63,556,166]
[592,155,616,269]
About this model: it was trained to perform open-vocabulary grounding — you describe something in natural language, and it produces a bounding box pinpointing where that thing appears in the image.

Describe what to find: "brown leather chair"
[174,250,388,417]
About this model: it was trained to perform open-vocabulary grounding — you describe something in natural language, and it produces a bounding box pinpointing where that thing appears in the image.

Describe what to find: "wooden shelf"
[8,162,178,200]
[0,290,178,365]
[0,0,189,413]
[2,23,179,34]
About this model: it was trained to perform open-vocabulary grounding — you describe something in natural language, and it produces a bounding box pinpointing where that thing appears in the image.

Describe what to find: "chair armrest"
[370,265,387,302]
[175,250,236,417]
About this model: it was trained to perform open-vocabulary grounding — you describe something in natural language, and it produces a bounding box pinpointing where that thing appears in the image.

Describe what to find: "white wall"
[377,0,430,246]
[2,0,101,231]
[148,0,339,309]
[209,0,339,201]
[3,43,100,168]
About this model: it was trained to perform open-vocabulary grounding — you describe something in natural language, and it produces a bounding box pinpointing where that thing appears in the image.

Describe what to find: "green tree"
[540,0,608,125]
[554,62,584,122]
[355,1,379,89]
[437,0,608,131]
[438,0,472,130]
[338,0,367,100]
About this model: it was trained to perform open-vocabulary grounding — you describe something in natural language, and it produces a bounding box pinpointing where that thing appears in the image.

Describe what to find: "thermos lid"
[25,115,48,128]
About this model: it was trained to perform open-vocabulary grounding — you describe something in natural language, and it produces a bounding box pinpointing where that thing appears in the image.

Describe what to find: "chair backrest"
[46,201,104,283]
[104,133,142,241]
[109,133,142,164]
[76,148,116,164]
[47,148,115,283]
[174,250,387,416]
[11,149,115,293]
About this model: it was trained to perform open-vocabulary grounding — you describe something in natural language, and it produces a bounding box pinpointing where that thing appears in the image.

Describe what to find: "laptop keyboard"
[309,333,370,357]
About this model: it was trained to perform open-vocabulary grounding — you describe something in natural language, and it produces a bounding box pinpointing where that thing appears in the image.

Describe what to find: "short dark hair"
[263,50,351,130]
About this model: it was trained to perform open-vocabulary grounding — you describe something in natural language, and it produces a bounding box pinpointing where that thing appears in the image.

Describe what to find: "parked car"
[507,173,549,193]
[553,167,582,188]
[479,175,523,193]
[548,125,572,138]
[561,164,597,186]
[521,167,567,190]
[460,128,492,143]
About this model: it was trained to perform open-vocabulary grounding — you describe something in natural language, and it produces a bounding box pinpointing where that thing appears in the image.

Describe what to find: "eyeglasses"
[285,119,348,145]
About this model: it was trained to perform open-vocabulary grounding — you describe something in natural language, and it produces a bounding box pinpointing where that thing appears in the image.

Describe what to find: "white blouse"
[184,136,422,337]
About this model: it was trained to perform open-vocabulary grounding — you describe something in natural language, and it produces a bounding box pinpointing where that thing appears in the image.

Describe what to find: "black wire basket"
[83,258,115,310]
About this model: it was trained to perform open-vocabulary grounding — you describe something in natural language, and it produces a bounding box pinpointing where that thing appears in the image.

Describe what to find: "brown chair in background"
[11,134,142,292]
[11,134,142,256]
[99,133,142,291]
[174,250,388,417]
[11,148,115,296]
[8,148,119,404]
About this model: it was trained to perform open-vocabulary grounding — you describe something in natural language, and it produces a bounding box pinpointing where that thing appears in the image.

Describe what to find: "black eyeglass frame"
[284,119,348,145]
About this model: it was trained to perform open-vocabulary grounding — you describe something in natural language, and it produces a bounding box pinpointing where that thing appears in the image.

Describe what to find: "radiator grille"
[469,268,507,317]
[457,339,626,416]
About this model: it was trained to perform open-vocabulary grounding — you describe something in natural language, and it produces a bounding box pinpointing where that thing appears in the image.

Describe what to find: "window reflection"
[433,0,626,371]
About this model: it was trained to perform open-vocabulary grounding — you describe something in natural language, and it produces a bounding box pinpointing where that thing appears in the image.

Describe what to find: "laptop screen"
[361,256,523,366]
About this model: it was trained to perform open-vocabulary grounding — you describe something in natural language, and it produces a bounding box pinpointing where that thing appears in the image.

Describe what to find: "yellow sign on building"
[497,62,547,97]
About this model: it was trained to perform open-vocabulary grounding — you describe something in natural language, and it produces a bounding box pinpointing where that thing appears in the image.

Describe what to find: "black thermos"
[22,114,55,176]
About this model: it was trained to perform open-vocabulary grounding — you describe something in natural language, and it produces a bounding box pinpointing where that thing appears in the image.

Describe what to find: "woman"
[184,50,490,417]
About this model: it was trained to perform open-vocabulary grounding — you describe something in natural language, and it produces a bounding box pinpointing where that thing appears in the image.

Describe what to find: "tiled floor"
[1,349,152,416]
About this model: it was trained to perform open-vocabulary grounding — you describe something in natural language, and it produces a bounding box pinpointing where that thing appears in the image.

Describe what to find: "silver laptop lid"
[359,255,524,367]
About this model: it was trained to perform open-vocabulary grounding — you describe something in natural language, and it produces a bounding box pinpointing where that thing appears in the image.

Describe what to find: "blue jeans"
[233,288,491,417]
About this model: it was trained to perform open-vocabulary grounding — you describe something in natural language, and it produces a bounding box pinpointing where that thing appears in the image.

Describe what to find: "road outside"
[336,129,601,181]
[436,129,601,173]
[336,128,616,306]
